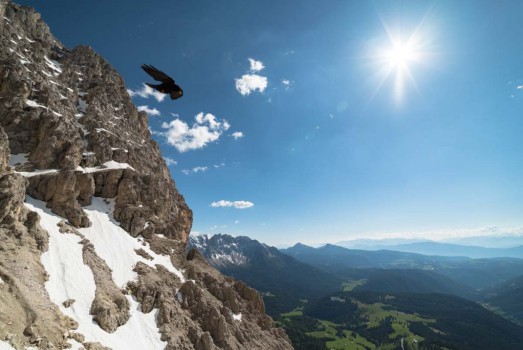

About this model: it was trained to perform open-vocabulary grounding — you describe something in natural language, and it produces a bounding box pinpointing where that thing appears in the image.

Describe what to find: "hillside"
[352,268,477,299]
[281,290,523,350]
[0,2,292,349]
[189,234,344,316]
[484,275,523,324]
[281,243,468,271]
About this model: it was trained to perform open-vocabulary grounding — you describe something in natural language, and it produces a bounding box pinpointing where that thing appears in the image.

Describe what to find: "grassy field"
[287,299,433,350]
[342,280,367,292]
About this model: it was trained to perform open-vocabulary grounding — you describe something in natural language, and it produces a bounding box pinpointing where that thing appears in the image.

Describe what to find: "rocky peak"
[0,1,292,349]
[188,234,279,268]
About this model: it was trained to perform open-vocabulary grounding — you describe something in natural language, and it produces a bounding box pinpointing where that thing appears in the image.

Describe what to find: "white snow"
[67,339,83,350]
[9,39,17,45]
[78,99,88,113]
[25,36,35,43]
[78,197,185,287]
[0,276,4,284]
[16,169,59,177]
[233,313,242,321]
[8,153,28,167]
[42,70,53,77]
[25,196,168,350]
[25,99,46,109]
[44,56,62,74]
[0,341,15,350]
[25,100,62,117]
[78,161,135,174]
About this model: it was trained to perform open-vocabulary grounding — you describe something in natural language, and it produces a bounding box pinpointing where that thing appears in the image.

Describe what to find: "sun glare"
[387,42,417,67]
[369,15,433,105]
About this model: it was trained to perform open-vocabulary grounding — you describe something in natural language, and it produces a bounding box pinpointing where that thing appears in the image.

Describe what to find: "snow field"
[25,196,179,349]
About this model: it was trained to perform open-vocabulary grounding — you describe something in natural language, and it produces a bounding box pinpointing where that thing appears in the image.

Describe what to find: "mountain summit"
[0,1,291,349]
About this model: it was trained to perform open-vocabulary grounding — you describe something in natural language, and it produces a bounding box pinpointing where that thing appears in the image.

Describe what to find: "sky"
[16,0,523,246]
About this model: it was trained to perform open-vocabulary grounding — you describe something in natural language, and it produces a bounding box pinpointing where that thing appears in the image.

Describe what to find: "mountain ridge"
[0,2,292,349]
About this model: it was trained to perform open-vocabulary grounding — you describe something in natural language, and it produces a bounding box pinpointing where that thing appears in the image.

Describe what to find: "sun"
[368,17,433,104]
[387,42,417,68]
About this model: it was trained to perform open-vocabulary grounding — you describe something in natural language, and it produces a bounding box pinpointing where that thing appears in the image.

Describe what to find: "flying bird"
[141,64,183,100]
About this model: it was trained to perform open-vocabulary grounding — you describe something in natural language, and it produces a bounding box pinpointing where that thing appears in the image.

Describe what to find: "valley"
[189,234,523,349]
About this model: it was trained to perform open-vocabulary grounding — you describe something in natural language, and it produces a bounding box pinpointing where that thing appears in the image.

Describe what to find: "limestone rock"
[0,1,293,349]
[82,241,130,333]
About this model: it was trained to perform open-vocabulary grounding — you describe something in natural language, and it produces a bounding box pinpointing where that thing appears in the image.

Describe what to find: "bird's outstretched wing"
[141,64,175,84]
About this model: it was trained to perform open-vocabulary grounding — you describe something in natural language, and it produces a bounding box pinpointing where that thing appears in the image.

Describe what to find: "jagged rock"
[63,299,75,308]
[26,171,92,227]
[135,248,154,261]
[0,127,8,173]
[0,1,293,349]
[83,342,112,350]
[69,332,85,343]
[82,241,130,333]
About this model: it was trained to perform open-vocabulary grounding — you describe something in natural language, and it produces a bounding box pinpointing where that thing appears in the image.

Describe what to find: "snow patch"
[78,161,134,174]
[44,56,62,74]
[78,99,88,113]
[25,99,46,109]
[0,340,15,350]
[8,153,28,167]
[16,169,59,177]
[233,313,242,321]
[78,197,185,287]
[25,197,167,350]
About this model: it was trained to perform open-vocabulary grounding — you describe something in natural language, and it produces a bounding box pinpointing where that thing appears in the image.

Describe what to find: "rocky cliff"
[0,1,292,349]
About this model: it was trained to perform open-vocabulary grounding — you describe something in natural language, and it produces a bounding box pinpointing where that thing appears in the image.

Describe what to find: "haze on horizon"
[18,0,523,246]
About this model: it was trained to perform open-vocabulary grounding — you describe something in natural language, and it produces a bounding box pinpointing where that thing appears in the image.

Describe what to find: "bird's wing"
[141,64,175,84]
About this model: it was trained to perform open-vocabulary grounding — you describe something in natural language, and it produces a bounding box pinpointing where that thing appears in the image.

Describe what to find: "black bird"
[141,64,183,100]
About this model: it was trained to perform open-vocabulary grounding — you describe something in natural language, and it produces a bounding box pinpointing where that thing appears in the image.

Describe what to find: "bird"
[141,64,183,100]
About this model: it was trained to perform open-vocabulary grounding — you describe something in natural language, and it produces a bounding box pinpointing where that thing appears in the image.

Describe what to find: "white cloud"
[235,74,268,96]
[182,166,208,175]
[249,58,265,72]
[231,131,244,139]
[213,163,226,168]
[235,220,240,224]
[163,157,177,166]
[211,200,254,209]
[161,112,230,152]
[127,83,166,102]
[517,85,523,89]
[281,79,295,91]
[137,105,160,116]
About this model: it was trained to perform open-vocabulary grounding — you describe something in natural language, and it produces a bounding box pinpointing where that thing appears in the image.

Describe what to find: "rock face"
[0,1,292,349]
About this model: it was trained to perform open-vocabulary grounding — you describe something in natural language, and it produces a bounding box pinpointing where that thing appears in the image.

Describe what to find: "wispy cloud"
[517,85,523,89]
[211,200,254,209]
[235,74,268,95]
[249,58,265,72]
[235,58,268,96]
[161,112,230,152]
[163,157,177,166]
[127,83,165,102]
[137,105,160,116]
[281,79,294,90]
[231,131,244,139]
[182,166,208,175]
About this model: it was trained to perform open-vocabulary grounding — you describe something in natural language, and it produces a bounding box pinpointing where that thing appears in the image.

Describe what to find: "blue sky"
[18,0,523,246]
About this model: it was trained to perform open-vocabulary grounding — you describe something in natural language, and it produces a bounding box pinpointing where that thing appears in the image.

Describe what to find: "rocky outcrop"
[0,1,292,349]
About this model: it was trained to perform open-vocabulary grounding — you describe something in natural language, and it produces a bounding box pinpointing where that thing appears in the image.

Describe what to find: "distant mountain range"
[188,234,344,316]
[282,242,523,290]
[190,234,523,349]
[336,238,523,258]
